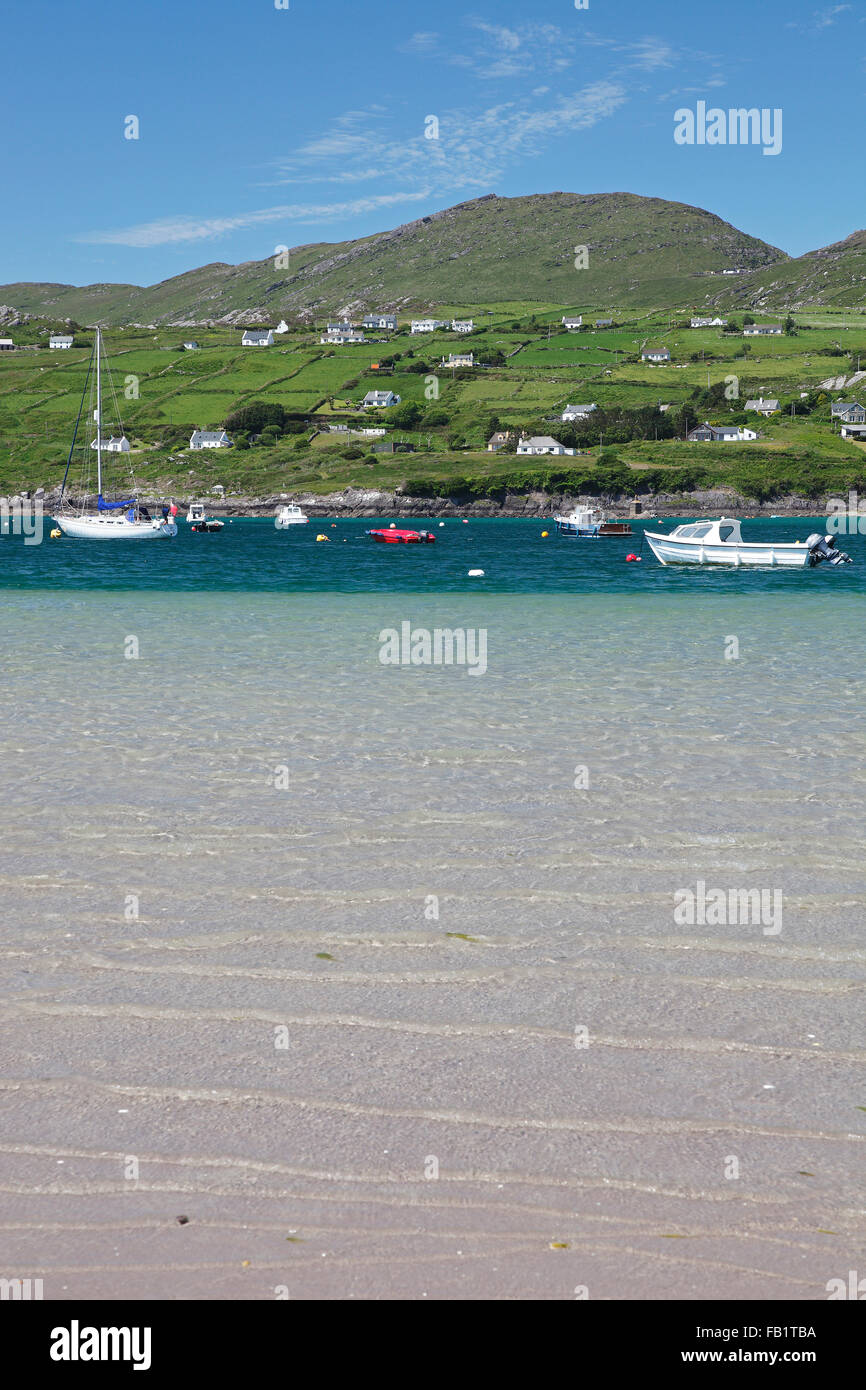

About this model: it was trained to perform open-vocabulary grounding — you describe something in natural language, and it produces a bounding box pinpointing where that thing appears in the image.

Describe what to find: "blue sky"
[3,0,864,286]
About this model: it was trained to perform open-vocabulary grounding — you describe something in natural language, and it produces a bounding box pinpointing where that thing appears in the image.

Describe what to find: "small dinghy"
[366,527,435,544]
[645,517,852,568]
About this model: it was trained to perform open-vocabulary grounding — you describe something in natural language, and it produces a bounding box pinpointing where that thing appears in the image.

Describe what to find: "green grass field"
[1,308,864,500]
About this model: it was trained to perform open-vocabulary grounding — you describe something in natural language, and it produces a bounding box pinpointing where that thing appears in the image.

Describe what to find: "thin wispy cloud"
[267,82,627,196]
[787,4,852,30]
[77,192,431,248]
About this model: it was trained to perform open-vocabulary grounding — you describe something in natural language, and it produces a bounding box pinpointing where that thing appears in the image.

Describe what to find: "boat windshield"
[690,524,712,538]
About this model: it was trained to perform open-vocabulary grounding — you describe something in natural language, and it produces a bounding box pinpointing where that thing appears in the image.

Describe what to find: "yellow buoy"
[50,528,62,539]
[316,533,329,542]
[541,530,549,537]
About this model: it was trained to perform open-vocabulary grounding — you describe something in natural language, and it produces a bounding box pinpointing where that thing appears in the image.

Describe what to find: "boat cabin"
[669,518,743,544]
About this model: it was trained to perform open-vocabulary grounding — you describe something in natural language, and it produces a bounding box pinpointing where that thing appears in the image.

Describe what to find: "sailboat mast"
[95,326,102,498]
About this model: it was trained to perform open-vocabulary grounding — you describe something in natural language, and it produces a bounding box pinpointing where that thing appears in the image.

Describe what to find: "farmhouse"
[516,435,575,456]
[487,430,517,452]
[451,319,474,333]
[363,312,398,331]
[690,317,727,328]
[322,327,366,344]
[242,329,274,347]
[561,402,597,421]
[189,429,233,450]
[595,318,613,328]
[831,401,866,422]
[688,422,757,442]
[562,316,583,330]
[840,422,866,439]
[362,390,401,408]
[743,323,782,336]
[49,334,74,349]
[744,397,780,415]
[0,339,14,350]
[183,341,200,350]
[274,320,290,334]
[411,318,449,333]
[642,347,671,363]
[441,352,474,367]
[91,435,130,452]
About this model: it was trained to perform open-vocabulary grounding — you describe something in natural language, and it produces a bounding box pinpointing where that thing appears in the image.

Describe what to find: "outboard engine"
[805,533,852,567]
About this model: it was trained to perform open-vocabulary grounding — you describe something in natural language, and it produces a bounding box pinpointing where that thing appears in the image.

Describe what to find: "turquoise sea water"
[2,513,864,592]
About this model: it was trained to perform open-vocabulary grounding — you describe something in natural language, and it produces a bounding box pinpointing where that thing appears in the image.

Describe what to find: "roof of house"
[190,429,230,441]
[563,402,597,412]
[643,347,670,356]
[745,398,780,410]
[242,328,272,339]
[519,435,565,448]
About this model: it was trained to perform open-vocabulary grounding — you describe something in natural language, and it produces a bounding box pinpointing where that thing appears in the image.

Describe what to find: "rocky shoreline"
[39,484,834,520]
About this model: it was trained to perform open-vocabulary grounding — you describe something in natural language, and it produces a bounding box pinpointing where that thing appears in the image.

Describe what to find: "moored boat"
[366,526,436,544]
[52,328,177,541]
[645,517,852,568]
[275,503,309,528]
[553,504,632,537]
[186,502,224,532]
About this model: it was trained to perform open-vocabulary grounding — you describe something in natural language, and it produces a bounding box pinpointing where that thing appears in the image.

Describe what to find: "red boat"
[366,527,436,544]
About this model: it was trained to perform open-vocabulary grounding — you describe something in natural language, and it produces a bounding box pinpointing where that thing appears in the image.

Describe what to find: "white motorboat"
[275,503,309,528]
[52,327,177,540]
[644,517,852,568]
[186,502,224,531]
[553,503,632,537]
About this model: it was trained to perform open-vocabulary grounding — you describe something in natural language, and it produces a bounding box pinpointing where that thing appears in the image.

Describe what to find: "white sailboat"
[52,327,178,540]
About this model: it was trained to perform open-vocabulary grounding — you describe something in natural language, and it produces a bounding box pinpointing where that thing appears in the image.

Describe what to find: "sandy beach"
[0,589,863,1299]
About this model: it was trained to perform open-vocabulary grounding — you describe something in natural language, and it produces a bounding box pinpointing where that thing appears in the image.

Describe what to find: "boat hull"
[554,519,632,537]
[52,515,178,540]
[644,532,810,568]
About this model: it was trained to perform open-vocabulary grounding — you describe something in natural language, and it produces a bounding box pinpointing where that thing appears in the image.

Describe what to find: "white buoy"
[439,522,445,527]
[468,569,484,577]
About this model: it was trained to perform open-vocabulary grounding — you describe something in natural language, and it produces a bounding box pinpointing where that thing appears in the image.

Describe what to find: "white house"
[49,334,74,349]
[516,435,575,456]
[743,323,782,336]
[363,312,398,331]
[441,352,474,367]
[830,401,866,422]
[189,429,233,450]
[562,316,583,330]
[744,397,780,415]
[561,402,597,421]
[322,328,366,344]
[183,341,200,351]
[642,347,671,363]
[91,435,130,452]
[242,328,274,347]
[688,422,757,442]
[410,318,449,334]
[840,422,866,439]
[0,339,14,350]
[362,390,401,408]
[451,319,474,333]
[690,316,727,328]
[274,320,290,334]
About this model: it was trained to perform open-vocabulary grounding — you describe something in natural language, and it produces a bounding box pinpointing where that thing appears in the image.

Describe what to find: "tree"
[225,400,287,433]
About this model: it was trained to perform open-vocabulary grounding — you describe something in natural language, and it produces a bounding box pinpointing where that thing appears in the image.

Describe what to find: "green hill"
[0,192,789,326]
[723,230,866,311]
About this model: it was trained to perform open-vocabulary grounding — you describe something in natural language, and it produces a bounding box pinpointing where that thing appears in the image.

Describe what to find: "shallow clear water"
[0,522,863,1299]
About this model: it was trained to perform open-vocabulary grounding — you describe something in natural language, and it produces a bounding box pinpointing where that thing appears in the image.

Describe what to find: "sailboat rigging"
[52,327,178,540]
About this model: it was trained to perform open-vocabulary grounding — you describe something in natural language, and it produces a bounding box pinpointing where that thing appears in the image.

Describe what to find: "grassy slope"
[0,192,788,326]
[1,304,865,502]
